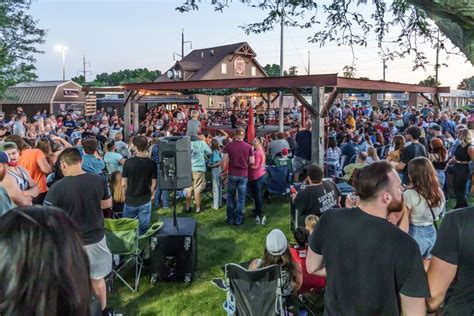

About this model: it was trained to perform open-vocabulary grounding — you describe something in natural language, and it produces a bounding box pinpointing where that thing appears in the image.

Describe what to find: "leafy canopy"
[0,0,46,97]
[72,68,162,87]
[177,0,472,69]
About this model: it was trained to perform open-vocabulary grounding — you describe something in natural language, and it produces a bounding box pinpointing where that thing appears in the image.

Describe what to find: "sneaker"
[196,208,202,214]
[261,216,267,225]
[256,216,261,225]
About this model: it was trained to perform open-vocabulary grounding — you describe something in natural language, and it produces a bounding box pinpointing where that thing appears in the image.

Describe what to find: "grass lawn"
[109,192,467,315]
[109,194,296,315]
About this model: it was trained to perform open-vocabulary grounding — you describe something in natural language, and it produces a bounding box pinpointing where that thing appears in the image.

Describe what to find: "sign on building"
[234,56,246,77]
[85,94,97,116]
[63,89,80,97]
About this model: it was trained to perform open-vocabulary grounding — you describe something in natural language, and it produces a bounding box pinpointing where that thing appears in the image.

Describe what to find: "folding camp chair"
[266,164,291,198]
[104,218,162,292]
[212,263,287,316]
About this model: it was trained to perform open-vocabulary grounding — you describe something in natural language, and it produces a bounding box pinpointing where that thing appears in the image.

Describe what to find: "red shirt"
[223,140,254,177]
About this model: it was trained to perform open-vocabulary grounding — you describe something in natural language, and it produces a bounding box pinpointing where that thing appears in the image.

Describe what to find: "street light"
[55,45,68,80]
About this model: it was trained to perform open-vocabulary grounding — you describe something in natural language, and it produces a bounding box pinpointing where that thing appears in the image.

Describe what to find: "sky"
[30,0,473,89]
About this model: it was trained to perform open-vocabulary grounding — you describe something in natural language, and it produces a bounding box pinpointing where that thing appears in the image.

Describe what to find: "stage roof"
[121,74,450,94]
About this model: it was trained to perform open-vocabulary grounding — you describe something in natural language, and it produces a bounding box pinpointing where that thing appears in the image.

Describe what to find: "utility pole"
[382,58,386,81]
[278,0,285,132]
[77,55,91,84]
[181,29,192,60]
[307,50,311,75]
[435,29,440,85]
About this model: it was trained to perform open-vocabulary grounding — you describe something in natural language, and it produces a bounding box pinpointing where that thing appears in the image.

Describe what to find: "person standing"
[208,139,223,210]
[121,136,157,234]
[427,206,474,314]
[396,126,428,184]
[185,135,211,213]
[81,139,105,175]
[450,128,474,208]
[186,110,201,137]
[307,162,429,315]
[12,113,26,137]
[248,138,267,225]
[223,128,254,225]
[293,120,312,182]
[43,148,112,314]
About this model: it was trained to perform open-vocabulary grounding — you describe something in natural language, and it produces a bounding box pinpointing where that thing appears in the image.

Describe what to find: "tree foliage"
[418,75,441,87]
[176,0,472,69]
[263,63,281,77]
[0,0,47,97]
[73,68,162,87]
[457,76,474,91]
[342,65,357,78]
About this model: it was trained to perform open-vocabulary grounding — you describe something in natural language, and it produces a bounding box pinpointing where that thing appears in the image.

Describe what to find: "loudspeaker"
[150,217,197,284]
[158,136,192,190]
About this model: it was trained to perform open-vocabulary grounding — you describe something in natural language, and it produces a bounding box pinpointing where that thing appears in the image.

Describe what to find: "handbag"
[428,206,439,231]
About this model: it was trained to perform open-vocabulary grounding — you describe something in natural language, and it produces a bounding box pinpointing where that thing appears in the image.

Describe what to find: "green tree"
[71,75,85,85]
[89,68,162,86]
[342,65,357,78]
[0,0,47,97]
[418,75,441,87]
[177,1,473,66]
[263,63,281,77]
[286,65,298,76]
[457,76,474,90]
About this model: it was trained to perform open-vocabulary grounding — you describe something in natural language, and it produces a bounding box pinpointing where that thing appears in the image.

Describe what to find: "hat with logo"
[265,229,288,256]
[0,151,9,163]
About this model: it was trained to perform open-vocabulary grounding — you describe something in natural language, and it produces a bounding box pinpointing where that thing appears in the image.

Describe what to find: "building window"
[221,63,227,74]
[251,66,257,76]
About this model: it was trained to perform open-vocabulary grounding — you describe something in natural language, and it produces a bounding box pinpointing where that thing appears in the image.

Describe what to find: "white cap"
[265,229,288,256]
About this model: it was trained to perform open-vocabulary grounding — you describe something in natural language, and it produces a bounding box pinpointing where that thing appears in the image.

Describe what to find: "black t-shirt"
[44,173,110,245]
[122,156,157,206]
[63,120,77,136]
[294,181,341,225]
[431,207,474,314]
[96,134,108,146]
[310,208,429,316]
[400,142,427,180]
[295,130,312,160]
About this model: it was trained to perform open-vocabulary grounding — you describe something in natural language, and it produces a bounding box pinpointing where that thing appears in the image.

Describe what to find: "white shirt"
[403,188,445,226]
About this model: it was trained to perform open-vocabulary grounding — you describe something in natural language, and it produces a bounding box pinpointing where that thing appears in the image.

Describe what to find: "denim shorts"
[409,224,437,258]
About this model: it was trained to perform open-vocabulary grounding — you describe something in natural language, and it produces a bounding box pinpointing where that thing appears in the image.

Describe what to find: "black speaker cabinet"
[150,217,197,284]
[158,136,192,190]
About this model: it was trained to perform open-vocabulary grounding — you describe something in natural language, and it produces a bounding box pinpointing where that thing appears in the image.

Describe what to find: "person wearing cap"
[249,229,302,295]
[0,151,14,215]
[0,142,39,206]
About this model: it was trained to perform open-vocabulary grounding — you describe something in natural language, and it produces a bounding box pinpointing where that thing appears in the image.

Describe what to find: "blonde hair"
[458,128,472,147]
[305,214,318,232]
[191,110,199,119]
[109,171,125,204]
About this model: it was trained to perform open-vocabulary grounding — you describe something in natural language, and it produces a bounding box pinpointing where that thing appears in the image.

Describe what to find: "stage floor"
[202,124,295,137]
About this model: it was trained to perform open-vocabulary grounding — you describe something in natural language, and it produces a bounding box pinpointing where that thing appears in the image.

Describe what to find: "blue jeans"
[226,175,248,225]
[123,201,151,235]
[409,224,437,258]
[154,185,169,208]
[248,174,267,217]
[435,169,446,189]
[211,167,222,210]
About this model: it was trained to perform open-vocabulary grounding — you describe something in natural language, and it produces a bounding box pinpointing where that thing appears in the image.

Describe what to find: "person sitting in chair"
[291,164,341,226]
[249,229,303,295]
[342,151,368,182]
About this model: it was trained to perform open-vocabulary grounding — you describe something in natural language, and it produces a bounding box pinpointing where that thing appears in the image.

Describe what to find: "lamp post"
[55,45,68,80]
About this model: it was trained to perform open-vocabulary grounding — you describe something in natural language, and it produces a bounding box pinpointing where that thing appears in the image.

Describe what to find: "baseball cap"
[265,229,288,256]
[430,123,442,131]
[0,111,4,116]
[0,142,17,152]
[281,148,289,156]
[0,151,9,163]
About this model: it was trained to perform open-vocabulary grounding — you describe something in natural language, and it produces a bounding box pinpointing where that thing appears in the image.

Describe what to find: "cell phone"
[290,186,297,194]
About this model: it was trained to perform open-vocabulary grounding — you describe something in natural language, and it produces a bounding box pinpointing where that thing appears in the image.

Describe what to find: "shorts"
[185,171,206,194]
[293,156,311,174]
[84,236,112,280]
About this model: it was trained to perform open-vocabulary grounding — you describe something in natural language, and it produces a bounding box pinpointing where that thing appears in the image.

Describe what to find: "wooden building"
[0,80,85,117]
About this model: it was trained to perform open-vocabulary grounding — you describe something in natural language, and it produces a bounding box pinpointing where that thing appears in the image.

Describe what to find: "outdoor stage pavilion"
[82,74,449,166]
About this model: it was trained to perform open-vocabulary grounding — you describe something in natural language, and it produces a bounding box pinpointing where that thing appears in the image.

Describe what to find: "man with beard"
[0,151,14,215]
[306,161,429,315]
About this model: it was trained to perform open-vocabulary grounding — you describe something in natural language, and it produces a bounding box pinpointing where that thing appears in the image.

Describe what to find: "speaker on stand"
[151,136,197,284]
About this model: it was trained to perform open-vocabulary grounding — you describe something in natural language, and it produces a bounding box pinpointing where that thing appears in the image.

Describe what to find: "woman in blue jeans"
[208,139,222,210]
[403,157,445,258]
[248,138,267,225]
[429,138,448,190]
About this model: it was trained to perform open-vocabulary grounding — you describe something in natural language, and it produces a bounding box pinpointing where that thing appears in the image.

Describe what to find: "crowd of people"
[0,99,473,315]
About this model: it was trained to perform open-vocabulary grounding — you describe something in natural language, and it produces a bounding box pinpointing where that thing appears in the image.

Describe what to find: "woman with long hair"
[451,128,474,208]
[248,137,267,225]
[387,135,405,163]
[429,138,448,189]
[325,137,341,177]
[0,206,96,315]
[36,137,54,166]
[374,132,385,148]
[366,146,380,164]
[109,171,124,217]
[208,139,223,210]
[404,157,445,258]
[249,229,303,295]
